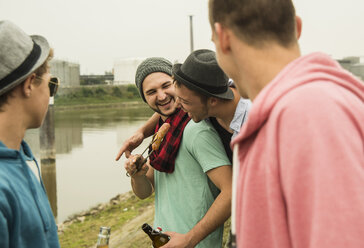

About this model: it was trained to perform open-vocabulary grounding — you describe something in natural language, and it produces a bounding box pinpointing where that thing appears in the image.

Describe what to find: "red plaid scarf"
[149,108,191,173]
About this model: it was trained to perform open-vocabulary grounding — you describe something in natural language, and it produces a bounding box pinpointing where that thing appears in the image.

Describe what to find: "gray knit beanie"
[135,57,173,102]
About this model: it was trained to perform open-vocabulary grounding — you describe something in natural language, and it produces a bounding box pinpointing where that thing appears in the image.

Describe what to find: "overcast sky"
[1,0,363,74]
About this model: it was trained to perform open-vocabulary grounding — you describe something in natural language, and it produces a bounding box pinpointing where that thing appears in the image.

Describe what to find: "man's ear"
[22,73,36,97]
[214,22,231,54]
[295,16,302,40]
[208,96,218,107]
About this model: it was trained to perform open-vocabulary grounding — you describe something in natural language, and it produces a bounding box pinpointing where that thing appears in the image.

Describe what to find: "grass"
[58,191,231,248]
[58,193,154,248]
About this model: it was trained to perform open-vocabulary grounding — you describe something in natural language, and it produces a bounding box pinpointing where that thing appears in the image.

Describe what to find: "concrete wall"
[113,58,145,85]
[351,64,364,80]
[50,59,80,87]
[337,56,364,81]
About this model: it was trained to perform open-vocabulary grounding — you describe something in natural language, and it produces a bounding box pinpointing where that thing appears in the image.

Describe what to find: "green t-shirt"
[154,120,231,248]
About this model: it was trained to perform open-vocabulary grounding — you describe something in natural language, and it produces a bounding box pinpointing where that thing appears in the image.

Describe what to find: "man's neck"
[214,88,241,133]
[233,41,301,101]
[0,111,26,150]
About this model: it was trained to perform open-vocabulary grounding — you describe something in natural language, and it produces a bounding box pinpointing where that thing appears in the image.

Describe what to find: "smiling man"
[173,49,251,163]
[124,57,232,248]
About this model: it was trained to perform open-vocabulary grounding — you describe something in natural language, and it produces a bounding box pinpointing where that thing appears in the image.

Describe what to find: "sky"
[1,0,363,75]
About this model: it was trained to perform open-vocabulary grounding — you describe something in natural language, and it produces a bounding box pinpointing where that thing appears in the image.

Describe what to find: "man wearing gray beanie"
[135,57,173,102]
[124,57,232,248]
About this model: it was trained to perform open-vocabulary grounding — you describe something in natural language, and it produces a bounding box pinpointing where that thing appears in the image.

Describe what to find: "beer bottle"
[96,226,111,248]
[142,223,170,248]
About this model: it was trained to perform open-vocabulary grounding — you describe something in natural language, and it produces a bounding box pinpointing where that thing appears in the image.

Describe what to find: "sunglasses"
[49,77,60,97]
[37,75,60,97]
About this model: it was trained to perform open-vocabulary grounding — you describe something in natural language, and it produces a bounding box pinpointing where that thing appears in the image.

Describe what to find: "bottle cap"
[99,226,111,235]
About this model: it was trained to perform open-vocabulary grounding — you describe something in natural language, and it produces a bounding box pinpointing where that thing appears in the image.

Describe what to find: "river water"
[24,104,154,223]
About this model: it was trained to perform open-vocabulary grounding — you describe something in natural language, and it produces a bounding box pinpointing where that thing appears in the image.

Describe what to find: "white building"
[50,59,80,87]
[113,58,145,85]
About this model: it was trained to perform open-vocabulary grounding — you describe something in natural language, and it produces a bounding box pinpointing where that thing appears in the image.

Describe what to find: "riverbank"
[58,191,154,248]
[58,191,230,247]
[54,100,146,111]
[54,84,143,111]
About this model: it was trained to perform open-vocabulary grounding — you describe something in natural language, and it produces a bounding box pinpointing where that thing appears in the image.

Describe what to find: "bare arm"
[115,113,160,160]
[163,165,232,248]
[124,155,155,199]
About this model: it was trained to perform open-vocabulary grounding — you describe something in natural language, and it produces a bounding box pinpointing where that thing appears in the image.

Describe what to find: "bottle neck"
[142,224,154,236]
[97,226,111,247]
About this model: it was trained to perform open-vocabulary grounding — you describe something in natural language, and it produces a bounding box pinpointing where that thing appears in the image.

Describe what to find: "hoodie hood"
[0,140,35,160]
[232,52,364,146]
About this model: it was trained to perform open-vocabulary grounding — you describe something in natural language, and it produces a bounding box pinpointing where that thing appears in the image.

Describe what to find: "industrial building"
[337,56,364,81]
[50,59,81,87]
[113,58,145,85]
[80,74,114,85]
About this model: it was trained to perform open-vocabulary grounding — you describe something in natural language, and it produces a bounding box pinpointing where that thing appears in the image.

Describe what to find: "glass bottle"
[96,226,111,248]
[142,223,170,248]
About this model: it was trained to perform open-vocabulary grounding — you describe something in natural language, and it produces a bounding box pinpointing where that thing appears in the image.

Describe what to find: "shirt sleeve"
[277,90,364,247]
[188,122,231,173]
[0,209,9,247]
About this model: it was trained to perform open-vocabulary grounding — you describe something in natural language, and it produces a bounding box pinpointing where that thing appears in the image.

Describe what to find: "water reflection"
[24,104,154,223]
[39,105,58,220]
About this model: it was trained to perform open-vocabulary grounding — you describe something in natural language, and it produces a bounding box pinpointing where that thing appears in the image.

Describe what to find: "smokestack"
[189,15,194,53]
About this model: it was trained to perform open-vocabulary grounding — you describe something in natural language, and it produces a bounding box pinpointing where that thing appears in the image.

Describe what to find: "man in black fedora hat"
[0,20,60,247]
[173,49,250,248]
[173,49,251,162]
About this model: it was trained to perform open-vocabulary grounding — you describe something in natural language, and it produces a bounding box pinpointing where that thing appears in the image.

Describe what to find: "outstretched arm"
[163,165,232,248]
[124,154,155,199]
[115,112,160,160]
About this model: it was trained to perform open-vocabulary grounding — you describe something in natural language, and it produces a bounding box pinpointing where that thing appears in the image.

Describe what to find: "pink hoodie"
[231,52,364,248]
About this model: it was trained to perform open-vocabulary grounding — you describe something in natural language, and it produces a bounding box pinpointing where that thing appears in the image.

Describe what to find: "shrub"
[95,87,107,97]
[111,86,123,98]
[81,88,94,97]
[126,84,139,98]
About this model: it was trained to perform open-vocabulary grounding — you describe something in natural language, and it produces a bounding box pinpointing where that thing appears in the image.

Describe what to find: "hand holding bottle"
[142,223,170,248]
[158,231,194,248]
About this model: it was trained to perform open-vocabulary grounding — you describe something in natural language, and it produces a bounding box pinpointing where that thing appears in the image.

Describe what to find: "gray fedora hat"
[172,49,233,100]
[0,20,50,96]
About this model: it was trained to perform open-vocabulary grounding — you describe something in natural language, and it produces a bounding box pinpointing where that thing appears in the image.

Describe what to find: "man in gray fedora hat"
[0,20,60,247]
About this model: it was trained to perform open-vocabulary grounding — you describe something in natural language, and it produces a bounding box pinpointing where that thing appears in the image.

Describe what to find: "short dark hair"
[173,79,209,104]
[209,0,297,47]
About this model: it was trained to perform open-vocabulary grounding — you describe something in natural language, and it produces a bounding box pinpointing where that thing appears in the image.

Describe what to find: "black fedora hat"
[172,49,233,100]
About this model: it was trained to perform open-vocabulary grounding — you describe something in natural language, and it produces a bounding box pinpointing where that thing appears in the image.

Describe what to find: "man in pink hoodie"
[208,0,364,247]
